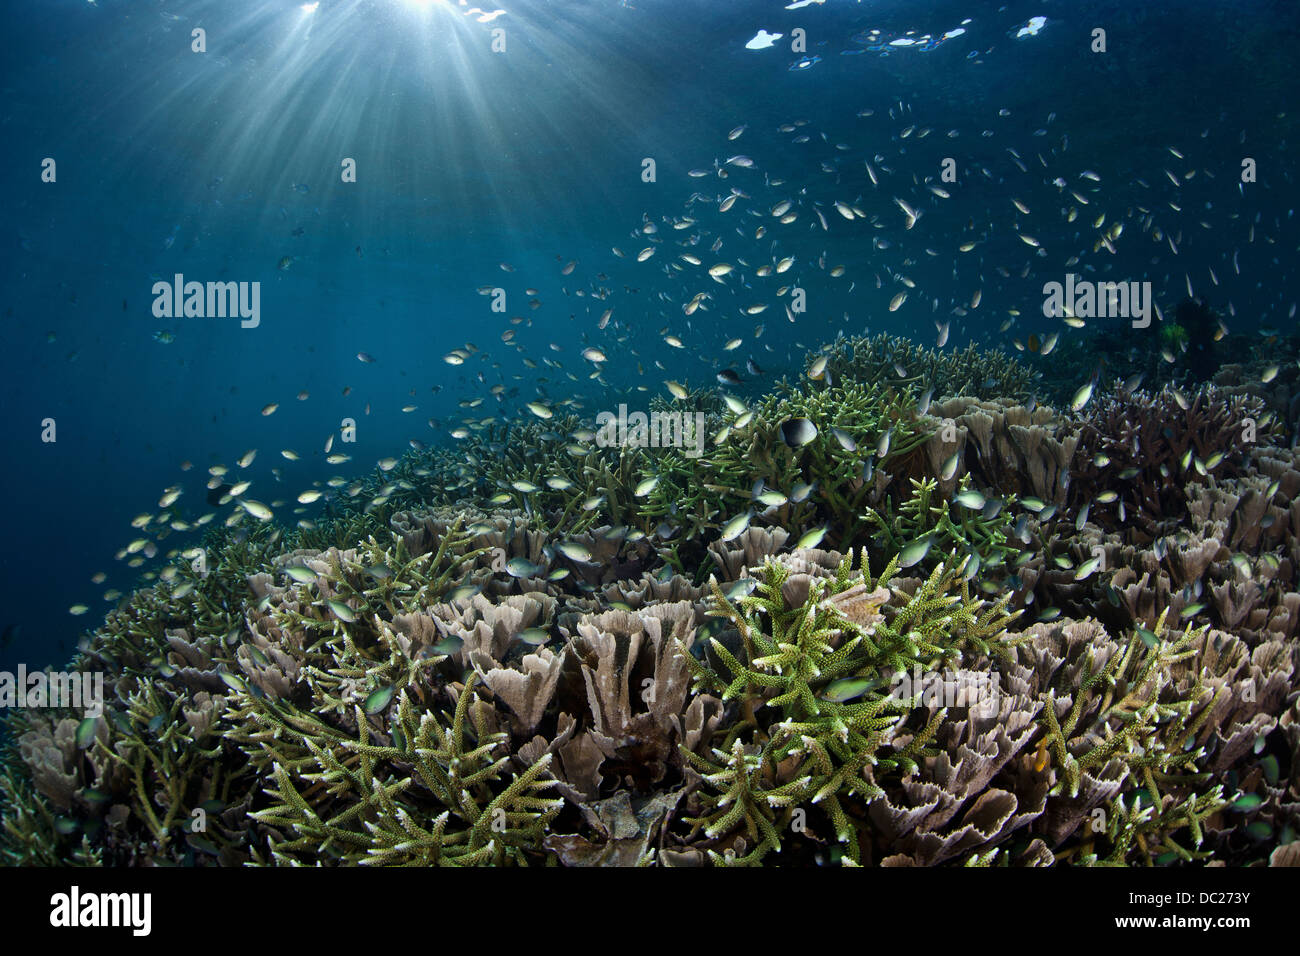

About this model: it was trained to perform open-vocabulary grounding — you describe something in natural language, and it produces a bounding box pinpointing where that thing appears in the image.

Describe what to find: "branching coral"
[245,676,562,866]
[815,332,1038,401]
[864,476,1032,584]
[674,548,1018,863]
[1020,612,1231,865]
[635,380,931,558]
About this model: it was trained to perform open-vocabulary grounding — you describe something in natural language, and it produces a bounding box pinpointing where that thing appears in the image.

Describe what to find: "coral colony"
[4,332,1298,867]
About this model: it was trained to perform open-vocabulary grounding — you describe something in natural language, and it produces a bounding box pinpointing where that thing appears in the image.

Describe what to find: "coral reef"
[2,334,1297,868]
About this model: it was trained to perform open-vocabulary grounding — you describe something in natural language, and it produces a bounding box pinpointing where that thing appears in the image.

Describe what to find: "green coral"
[244,676,562,866]
[1036,610,1229,865]
[0,748,101,867]
[1082,788,1224,866]
[816,332,1037,401]
[864,476,1030,583]
[265,376,931,583]
[95,682,226,852]
[678,548,1019,864]
[640,380,931,558]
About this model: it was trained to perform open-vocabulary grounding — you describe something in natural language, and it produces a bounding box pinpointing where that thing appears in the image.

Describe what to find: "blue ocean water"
[1,0,1296,676]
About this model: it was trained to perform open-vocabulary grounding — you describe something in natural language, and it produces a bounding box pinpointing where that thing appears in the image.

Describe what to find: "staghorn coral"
[816,332,1038,401]
[244,676,563,866]
[863,475,1034,585]
[631,379,930,558]
[1015,613,1233,865]
[672,547,1020,864]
